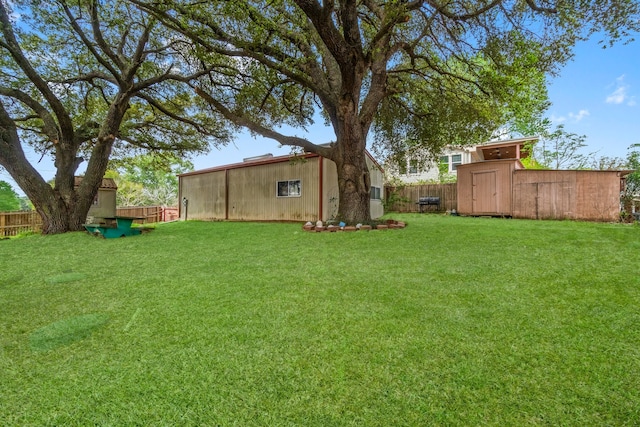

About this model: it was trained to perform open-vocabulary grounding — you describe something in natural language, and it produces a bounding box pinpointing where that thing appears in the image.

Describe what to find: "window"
[439,154,463,173]
[451,154,462,170]
[277,180,301,197]
[370,186,381,200]
[397,161,407,175]
[409,159,419,174]
[439,155,450,174]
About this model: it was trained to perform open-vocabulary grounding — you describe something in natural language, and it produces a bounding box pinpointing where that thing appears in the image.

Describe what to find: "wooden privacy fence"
[384,183,457,213]
[0,211,43,237]
[0,206,178,237]
[115,206,179,224]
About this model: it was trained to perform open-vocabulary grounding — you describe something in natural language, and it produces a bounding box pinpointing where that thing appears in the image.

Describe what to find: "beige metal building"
[178,152,385,222]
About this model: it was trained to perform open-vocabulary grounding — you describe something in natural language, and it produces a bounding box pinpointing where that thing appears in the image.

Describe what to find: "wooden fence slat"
[0,211,43,237]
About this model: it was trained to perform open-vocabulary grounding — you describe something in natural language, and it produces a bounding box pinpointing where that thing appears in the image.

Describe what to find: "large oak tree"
[0,0,228,234]
[139,0,639,223]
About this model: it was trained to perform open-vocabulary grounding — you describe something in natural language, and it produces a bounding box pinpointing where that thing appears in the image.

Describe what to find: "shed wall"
[513,170,621,221]
[368,156,385,219]
[227,157,320,221]
[456,160,516,216]
[179,153,384,222]
[88,189,117,219]
[180,170,226,220]
[321,158,339,221]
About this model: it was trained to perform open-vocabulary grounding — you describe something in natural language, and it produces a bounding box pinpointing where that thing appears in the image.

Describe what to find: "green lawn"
[1,215,639,426]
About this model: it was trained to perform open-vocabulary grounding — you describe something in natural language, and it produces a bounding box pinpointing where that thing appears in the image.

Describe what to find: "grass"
[1,214,639,426]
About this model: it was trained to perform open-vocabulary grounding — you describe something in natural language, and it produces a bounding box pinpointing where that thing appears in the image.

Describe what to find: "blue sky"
[544,37,640,160]
[1,35,639,194]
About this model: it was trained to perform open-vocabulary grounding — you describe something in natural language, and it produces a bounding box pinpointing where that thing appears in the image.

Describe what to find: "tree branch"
[57,0,122,86]
[194,86,333,158]
[135,92,215,135]
[0,86,60,142]
[525,0,557,14]
[123,18,155,83]
[424,0,503,21]
[88,0,124,70]
[0,1,75,140]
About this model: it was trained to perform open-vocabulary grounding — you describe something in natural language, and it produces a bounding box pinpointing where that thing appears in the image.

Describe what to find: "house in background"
[178,151,385,222]
[386,136,539,183]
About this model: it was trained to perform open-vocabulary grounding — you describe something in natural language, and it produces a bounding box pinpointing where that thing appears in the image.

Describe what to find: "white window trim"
[276,179,302,198]
[370,186,382,200]
[451,154,462,171]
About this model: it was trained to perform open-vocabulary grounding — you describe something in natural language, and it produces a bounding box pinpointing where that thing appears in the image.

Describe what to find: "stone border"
[302,220,406,232]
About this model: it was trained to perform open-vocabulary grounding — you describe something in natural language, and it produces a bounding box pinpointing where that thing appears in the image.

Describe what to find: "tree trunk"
[331,109,372,224]
[27,178,102,234]
[20,175,97,234]
[335,153,372,224]
[1,109,101,234]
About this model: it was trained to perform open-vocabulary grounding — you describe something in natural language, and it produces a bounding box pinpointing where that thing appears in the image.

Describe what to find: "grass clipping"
[29,313,109,352]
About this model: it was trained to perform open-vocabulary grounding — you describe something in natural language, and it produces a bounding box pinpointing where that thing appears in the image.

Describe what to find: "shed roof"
[476,136,539,162]
[74,176,118,190]
[178,150,383,178]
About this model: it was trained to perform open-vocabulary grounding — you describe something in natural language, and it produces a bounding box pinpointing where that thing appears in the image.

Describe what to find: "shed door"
[537,182,574,220]
[472,171,497,214]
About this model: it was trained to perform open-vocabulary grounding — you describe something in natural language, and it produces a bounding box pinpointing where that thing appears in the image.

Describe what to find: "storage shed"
[74,176,118,221]
[178,152,385,222]
[456,138,630,221]
[456,159,524,217]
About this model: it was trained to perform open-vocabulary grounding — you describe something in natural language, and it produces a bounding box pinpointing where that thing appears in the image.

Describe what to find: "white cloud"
[606,87,627,104]
[551,110,589,124]
[606,75,636,106]
[568,109,590,122]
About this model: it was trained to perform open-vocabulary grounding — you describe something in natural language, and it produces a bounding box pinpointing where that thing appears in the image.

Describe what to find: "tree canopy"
[136,0,640,223]
[0,0,230,233]
[0,180,21,211]
[107,153,193,206]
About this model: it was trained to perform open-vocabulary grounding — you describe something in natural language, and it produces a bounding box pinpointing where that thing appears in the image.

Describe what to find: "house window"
[439,155,450,174]
[277,180,301,197]
[397,161,407,175]
[409,159,419,174]
[370,186,381,200]
[451,154,462,170]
